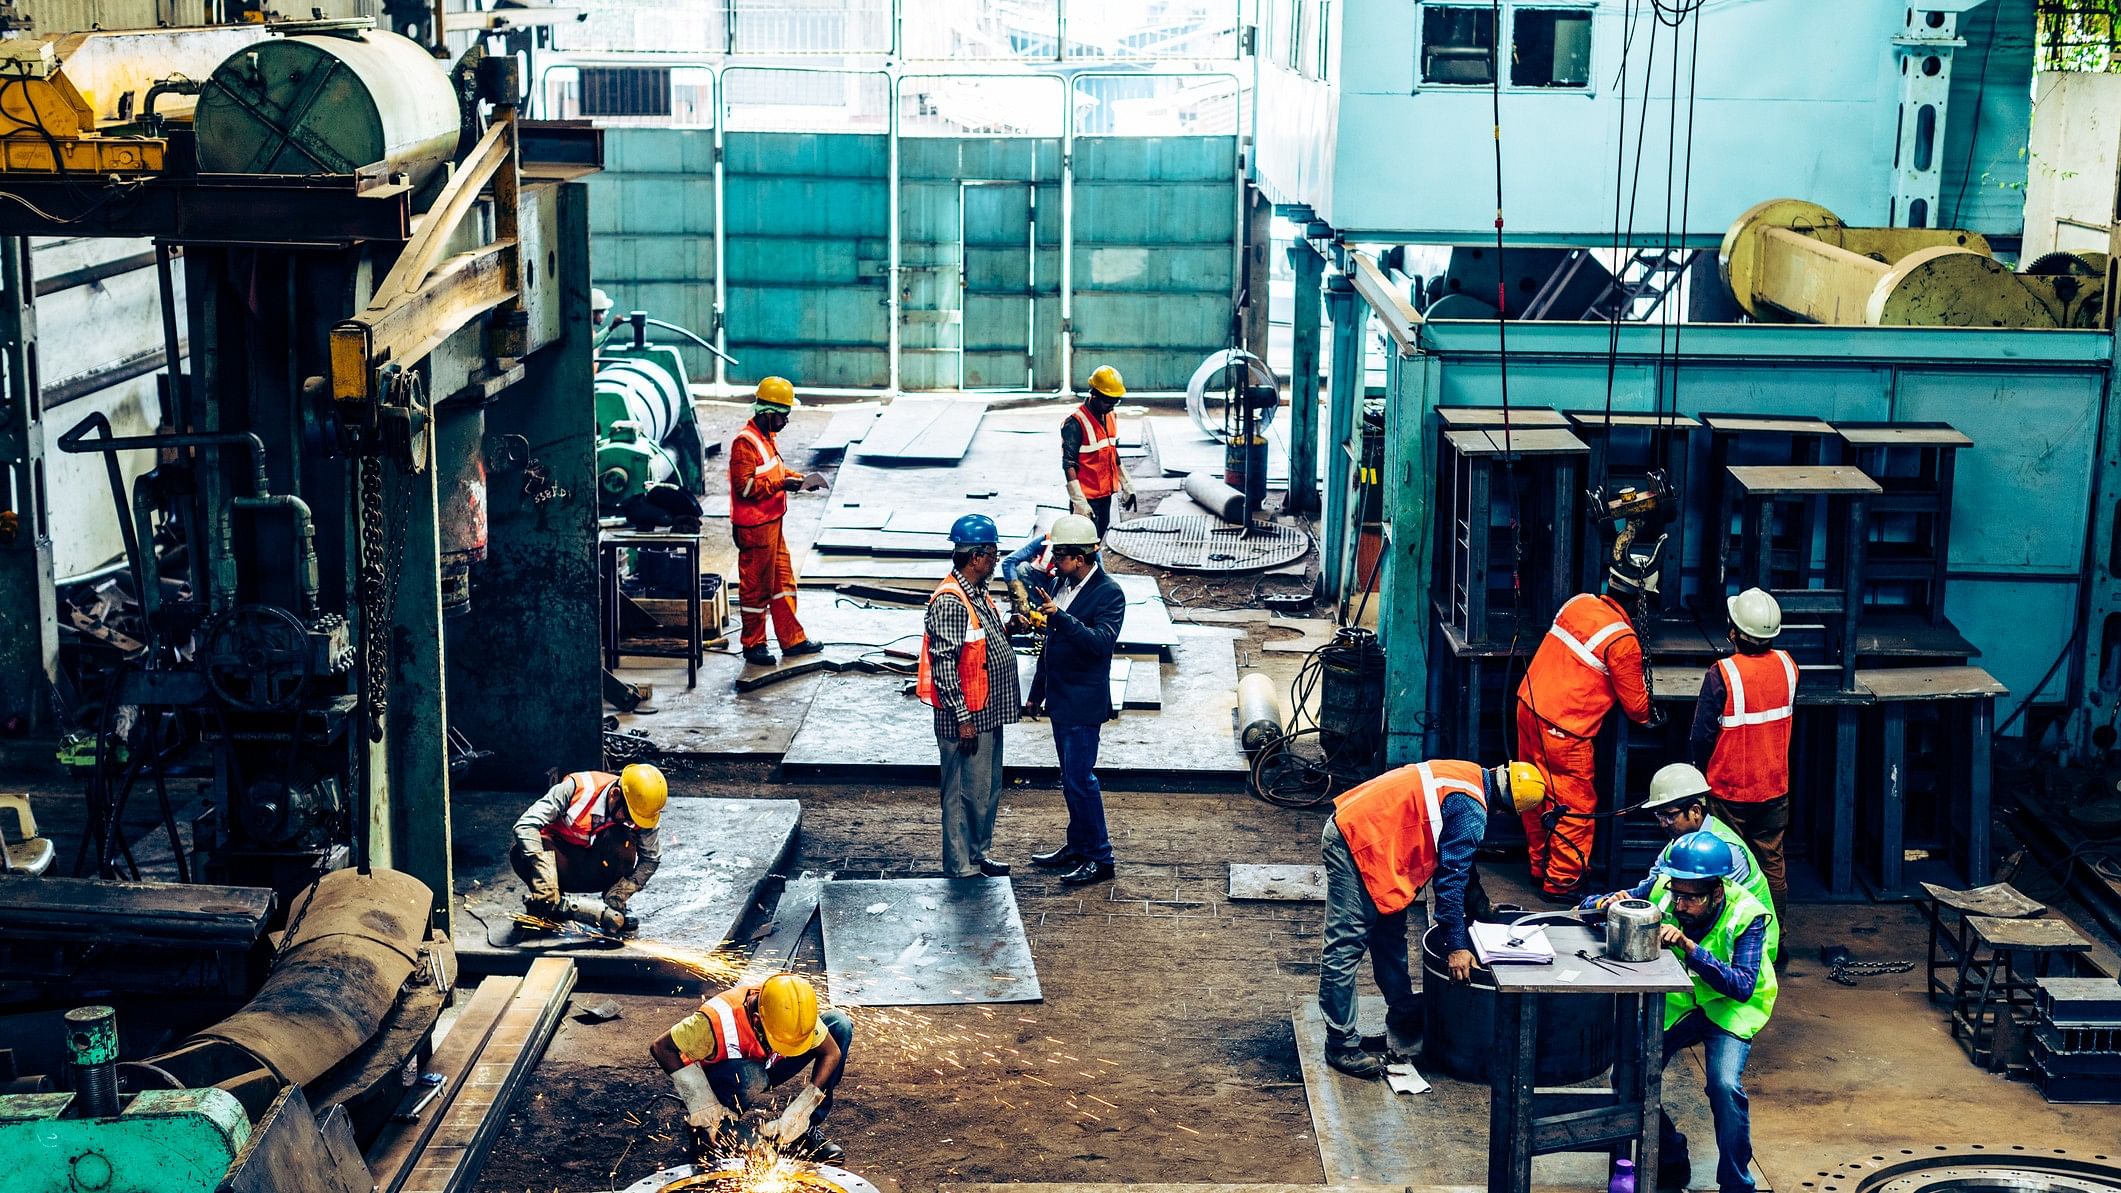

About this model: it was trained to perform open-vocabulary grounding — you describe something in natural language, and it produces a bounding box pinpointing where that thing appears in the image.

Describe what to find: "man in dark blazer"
[1023,514,1127,886]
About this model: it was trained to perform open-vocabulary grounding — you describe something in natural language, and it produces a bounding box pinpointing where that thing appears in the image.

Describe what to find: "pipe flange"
[1802,1145,2121,1193]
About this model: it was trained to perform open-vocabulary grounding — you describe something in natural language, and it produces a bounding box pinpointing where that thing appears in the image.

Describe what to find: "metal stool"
[0,794,52,876]
[1920,881,2043,1005]
[1948,914,2092,1071]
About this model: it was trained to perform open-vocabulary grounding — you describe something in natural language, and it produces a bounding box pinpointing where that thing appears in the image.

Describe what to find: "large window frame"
[1415,1,1595,93]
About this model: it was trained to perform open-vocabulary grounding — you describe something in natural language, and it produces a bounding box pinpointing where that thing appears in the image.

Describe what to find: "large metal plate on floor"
[1291,997,1740,1188]
[817,877,1041,1006]
[451,793,799,983]
[1106,515,1312,573]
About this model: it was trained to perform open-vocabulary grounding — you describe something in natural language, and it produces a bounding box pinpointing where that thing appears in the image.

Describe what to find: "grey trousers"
[1319,818,1428,1049]
[939,727,1005,878]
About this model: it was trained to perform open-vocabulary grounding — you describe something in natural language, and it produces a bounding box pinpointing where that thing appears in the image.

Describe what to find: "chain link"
[357,455,390,743]
[1829,959,1913,987]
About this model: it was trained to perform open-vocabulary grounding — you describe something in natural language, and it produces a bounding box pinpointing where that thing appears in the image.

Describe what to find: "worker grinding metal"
[510,763,668,934]
[1588,832,1778,1193]
[1692,588,1796,926]
[1021,515,1127,887]
[1063,365,1138,535]
[1514,545,1659,902]
[650,972,852,1163]
[1577,763,1780,963]
[917,515,1025,878]
[729,376,826,667]
[1319,759,1547,1079]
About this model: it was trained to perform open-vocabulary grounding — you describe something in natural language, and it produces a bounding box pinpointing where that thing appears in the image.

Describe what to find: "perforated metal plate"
[1104,514,1312,573]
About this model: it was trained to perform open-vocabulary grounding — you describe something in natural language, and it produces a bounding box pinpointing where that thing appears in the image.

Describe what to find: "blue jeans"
[1660,1010,1755,1193]
[1053,720,1113,865]
[1318,819,1423,1049]
[705,1008,853,1125]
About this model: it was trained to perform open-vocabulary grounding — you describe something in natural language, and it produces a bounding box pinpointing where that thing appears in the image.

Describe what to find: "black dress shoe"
[1059,860,1115,886]
[979,859,1011,877]
[1030,846,1080,869]
[782,639,823,657]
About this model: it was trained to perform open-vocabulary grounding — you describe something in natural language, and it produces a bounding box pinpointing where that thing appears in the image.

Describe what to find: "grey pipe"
[1182,470,1247,523]
[232,494,319,616]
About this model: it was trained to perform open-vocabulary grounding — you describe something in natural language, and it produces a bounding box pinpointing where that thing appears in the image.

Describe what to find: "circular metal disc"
[1104,515,1312,573]
[1803,1147,2121,1193]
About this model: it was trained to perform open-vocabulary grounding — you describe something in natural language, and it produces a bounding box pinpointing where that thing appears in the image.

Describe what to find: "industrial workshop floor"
[469,766,2121,1193]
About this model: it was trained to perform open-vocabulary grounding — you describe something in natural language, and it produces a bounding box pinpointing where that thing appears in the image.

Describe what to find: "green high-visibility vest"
[1650,876,1779,1040]
[1655,815,1780,961]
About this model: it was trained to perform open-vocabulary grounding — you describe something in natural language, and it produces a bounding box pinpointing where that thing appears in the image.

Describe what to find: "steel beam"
[331,242,518,402]
[0,176,409,245]
[0,237,56,735]
[1380,340,1434,766]
[1286,237,1323,513]
[1320,273,1364,603]
[385,449,452,928]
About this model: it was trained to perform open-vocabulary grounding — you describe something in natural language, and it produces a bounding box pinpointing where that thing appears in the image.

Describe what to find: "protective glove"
[1008,578,1030,610]
[762,1085,825,1146]
[527,849,561,907]
[1118,473,1138,512]
[1066,478,1092,518]
[671,1064,732,1133]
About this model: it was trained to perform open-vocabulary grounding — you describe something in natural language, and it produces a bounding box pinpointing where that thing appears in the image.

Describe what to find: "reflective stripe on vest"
[690,987,771,1065]
[543,771,619,847]
[917,575,993,713]
[708,997,747,1061]
[1334,759,1488,917]
[731,424,787,526]
[1071,407,1122,499]
[1706,649,1796,804]
[1518,594,1637,738]
[1651,876,1779,1040]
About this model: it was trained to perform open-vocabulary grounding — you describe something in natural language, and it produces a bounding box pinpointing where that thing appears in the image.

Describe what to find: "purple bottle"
[1610,1158,1638,1193]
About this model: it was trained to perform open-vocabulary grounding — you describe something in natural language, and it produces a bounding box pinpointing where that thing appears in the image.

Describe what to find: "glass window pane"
[1064,0,1241,60]
[1420,5,1495,85]
[1511,8,1592,88]
[536,66,716,126]
[1073,74,1240,135]
[724,68,890,130]
[731,0,891,55]
[901,0,1060,59]
[900,75,1065,136]
[562,0,729,53]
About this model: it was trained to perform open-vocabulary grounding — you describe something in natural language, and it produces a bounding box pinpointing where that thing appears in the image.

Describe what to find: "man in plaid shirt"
[918,514,1023,879]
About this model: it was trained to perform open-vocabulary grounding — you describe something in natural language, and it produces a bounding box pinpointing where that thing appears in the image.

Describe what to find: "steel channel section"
[0,238,57,733]
[1319,273,1363,601]
[1285,236,1324,512]
[1379,318,2117,754]
[1379,339,1434,766]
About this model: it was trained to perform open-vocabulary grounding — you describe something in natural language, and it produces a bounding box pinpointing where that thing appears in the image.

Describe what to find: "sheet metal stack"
[2030,977,2121,1104]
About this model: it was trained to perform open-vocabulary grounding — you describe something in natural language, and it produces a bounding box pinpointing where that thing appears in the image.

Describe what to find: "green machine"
[592,303,732,522]
[0,1088,252,1193]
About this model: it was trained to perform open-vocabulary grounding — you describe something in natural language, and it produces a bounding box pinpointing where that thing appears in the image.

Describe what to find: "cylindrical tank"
[193,30,461,200]
[1317,628,1385,771]
[1421,923,1615,1085]
[595,355,688,504]
[1236,673,1284,752]
[1223,434,1269,517]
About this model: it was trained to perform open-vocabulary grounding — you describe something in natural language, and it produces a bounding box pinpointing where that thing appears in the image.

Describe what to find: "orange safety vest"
[1333,760,1489,916]
[917,575,993,712]
[683,985,773,1065]
[1517,593,1638,739]
[541,771,621,848]
[1706,650,1797,803]
[730,422,788,527]
[1069,406,1121,499]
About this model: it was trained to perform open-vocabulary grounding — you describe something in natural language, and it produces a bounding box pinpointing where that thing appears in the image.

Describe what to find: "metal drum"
[1421,922,1616,1085]
[193,29,461,198]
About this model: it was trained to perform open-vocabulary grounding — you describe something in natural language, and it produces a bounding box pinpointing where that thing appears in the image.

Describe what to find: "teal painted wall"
[587,129,720,379]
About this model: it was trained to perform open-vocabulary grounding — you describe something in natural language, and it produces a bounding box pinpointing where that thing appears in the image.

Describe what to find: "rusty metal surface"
[1103,515,1311,573]
[817,877,1041,1006]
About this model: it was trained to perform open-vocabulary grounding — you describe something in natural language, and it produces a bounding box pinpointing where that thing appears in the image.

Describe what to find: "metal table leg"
[1830,708,1858,897]
[1878,703,1907,893]
[1488,989,1538,1193]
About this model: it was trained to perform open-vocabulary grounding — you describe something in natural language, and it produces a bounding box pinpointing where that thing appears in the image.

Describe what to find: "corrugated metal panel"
[722,131,888,386]
[899,137,1061,391]
[1069,134,1237,391]
[587,128,721,378]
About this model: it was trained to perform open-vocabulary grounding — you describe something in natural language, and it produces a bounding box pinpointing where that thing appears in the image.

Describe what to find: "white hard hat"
[1643,763,1712,811]
[1048,514,1101,548]
[1728,587,1783,641]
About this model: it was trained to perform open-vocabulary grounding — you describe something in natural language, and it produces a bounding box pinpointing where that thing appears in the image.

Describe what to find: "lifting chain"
[356,455,393,743]
[1828,959,1913,987]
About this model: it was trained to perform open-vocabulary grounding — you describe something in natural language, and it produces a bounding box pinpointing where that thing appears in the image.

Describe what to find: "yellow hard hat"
[1505,762,1547,814]
[755,376,797,411]
[619,764,667,828]
[757,972,826,1055]
[1088,365,1125,398]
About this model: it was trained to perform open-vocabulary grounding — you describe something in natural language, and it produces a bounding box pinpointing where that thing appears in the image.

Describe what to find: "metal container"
[1605,898,1664,963]
[1317,628,1385,770]
[193,29,461,200]
[1236,672,1285,752]
[1421,923,1615,1085]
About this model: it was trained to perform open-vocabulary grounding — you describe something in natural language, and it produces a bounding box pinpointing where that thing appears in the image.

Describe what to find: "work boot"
[783,640,823,657]
[743,646,777,666]
[1325,1042,1384,1079]
[795,1127,844,1163]
[1657,1139,1692,1191]
[1030,845,1080,869]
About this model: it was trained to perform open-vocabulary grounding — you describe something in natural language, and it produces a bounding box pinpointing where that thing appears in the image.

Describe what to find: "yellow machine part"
[0,71,166,173]
[1720,198,2105,329]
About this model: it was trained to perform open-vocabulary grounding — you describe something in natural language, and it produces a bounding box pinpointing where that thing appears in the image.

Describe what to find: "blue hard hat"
[1663,831,1736,881]
[949,514,999,545]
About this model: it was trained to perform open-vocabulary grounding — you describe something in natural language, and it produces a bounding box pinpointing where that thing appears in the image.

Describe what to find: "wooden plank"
[1835,422,1972,447]
[1446,427,1587,457]
[1857,665,2008,701]
[1703,414,1834,435]
[1726,464,1882,496]
[397,958,575,1193]
[1437,405,1570,428]
[1565,410,1702,430]
[364,976,519,1193]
